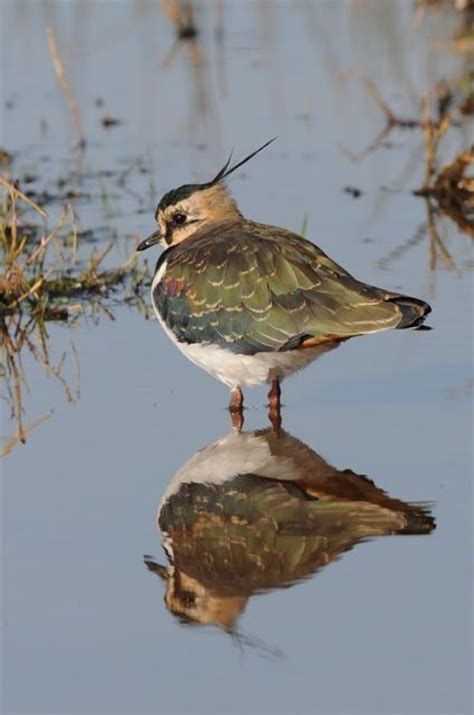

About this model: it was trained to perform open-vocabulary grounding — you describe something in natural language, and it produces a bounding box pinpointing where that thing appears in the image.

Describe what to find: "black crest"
[156,138,277,215]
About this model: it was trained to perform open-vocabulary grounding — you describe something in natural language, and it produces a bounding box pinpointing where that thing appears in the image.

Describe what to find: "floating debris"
[160,0,198,40]
[344,185,363,198]
[46,25,86,149]
[101,114,122,128]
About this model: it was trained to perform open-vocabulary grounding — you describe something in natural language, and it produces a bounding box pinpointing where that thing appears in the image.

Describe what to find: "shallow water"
[2,2,473,714]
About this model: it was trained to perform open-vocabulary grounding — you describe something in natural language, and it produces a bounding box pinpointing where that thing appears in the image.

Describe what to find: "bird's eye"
[181,591,196,607]
[173,212,187,225]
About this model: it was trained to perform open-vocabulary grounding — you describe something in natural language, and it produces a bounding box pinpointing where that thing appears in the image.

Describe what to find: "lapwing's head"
[137,138,276,251]
[144,557,246,629]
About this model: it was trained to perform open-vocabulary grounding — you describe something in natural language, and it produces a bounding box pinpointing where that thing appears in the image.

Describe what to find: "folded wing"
[153,223,430,355]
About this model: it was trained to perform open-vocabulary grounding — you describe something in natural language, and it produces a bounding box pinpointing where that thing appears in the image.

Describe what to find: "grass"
[414,103,473,240]
[0,177,151,320]
[0,176,151,456]
[341,66,473,286]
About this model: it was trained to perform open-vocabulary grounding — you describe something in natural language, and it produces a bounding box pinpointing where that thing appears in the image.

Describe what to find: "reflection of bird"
[137,140,431,426]
[144,428,435,631]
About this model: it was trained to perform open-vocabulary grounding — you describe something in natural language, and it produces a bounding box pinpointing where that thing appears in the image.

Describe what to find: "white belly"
[174,339,337,388]
[151,260,338,388]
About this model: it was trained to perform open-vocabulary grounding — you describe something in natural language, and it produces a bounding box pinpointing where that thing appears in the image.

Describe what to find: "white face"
[156,184,241,246]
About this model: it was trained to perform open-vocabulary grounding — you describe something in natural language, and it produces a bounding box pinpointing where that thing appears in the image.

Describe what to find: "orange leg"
[229,387,244,430]
[268,378,281,433]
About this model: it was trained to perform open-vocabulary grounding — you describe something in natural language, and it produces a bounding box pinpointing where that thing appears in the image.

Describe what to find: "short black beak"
[144,555,169,580]
[137,229,161,252]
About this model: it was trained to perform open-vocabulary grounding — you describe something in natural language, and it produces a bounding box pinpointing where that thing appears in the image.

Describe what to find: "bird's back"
[153,220,431,355]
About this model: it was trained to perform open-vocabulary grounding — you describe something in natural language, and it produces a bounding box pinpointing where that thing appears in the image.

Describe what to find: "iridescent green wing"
[159,474,428,596]
[153,222,405,354]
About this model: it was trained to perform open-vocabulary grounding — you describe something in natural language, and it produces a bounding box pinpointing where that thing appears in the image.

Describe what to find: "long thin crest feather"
[210,150,233,184]
[210,137,277,185]
[154,138,277,215]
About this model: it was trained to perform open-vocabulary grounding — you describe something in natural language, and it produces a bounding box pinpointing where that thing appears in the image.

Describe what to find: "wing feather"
[153,222,425,353]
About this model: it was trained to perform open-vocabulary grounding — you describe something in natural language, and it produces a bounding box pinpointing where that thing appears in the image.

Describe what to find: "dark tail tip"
[400,503,436,534]
[390,295,432,330]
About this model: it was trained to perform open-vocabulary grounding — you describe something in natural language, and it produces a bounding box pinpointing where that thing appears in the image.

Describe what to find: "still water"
[2,1,473,713]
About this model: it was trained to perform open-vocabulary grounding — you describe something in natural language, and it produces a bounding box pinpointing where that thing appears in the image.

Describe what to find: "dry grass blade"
[338,124,392,163]
[1,309,81,458]
[426,200,459,273]
[26,334,80,405]
[341,68,428,129]
[46,26,86,149]
[159,0,197,39]
[415,95,473,240]
[0,176,49,218]
[339,69,458,162]
[159,0,183,25]
[420,94,453,188]
[0,411,53,458]
[8,269,53,309]
[85,241,113,275]
[339,70,410,161]
[25,207,69,266]
[341,68,397,123]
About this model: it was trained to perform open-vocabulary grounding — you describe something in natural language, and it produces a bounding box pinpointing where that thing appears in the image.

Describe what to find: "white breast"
[151,260,338,388]
[159,430,299,508]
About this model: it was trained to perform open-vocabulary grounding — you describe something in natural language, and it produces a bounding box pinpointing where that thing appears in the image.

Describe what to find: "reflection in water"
[145,427,435,632]
[158,0,217,142]
[0,179,151,456]
[0,312,80,457]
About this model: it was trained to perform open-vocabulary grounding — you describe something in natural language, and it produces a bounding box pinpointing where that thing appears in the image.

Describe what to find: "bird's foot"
[230,409,244,430]
[229,387,244,430]
[267,377,281,405]
[268,404,281,434]
[267,378,282,434]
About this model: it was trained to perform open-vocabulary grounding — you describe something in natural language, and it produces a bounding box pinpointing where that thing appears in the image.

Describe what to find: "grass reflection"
[0,179,151,456]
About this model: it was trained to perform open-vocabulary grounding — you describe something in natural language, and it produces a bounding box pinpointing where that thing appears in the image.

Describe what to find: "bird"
[137,139,431,426]
[144,426,434,631]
